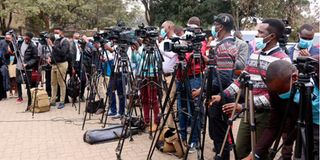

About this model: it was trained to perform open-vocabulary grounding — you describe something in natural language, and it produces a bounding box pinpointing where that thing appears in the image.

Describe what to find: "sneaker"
[57,103,65,109]
[50,102,56,106]
[16,98,23,104]
[107,111,117,117]
[188,143,197,154]
[113,113,121,119]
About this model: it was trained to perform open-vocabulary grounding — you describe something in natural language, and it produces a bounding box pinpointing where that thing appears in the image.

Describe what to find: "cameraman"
[158,20,178,128]
[176,16,207,153]
[46,27,70,109]
[70,33,87,101]
[37,34,53,98]
[243,59,319,160]
[193,13,239,159]
[16,32,38,110]
[288,24,319,61]
[210,19,291,159]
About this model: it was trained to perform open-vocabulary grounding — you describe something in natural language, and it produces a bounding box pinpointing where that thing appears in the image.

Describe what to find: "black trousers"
[208,103,230,160]
[0,70,6,100]
[45,68,51,97]
[16,69,35,106]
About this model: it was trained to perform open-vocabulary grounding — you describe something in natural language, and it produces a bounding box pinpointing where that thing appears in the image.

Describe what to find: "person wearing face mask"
[15,32,38,110]
[158,20,178,129]
[243,60,319,160]
[192,13,239,159]
[210,19,291,159]
[175,16,207,153]
[288,24,319,61]
[0,33,14,100]
[70,33,88,102]
[46,27,70,109]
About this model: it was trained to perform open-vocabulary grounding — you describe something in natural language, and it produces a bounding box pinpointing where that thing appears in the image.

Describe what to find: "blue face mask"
[255,37,266,50]
[160,28,166,38]
[298,38,313,49]
[211,26,217,37]
[279,90,291,99]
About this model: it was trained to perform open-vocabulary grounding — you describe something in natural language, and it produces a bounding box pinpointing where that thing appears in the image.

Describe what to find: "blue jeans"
[177,77,203,144]
[108,74,125,115]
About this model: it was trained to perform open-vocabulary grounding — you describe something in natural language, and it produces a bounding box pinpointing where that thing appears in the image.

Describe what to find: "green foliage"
[0,0,139,34]
[151,0,232,28]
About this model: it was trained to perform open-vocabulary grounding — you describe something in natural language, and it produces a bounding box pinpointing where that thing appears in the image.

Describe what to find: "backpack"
[59,37,72,63]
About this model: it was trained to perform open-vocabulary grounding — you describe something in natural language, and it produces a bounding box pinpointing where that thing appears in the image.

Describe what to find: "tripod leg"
[248,86,257,157]
[216,88,242,159]
[147,67,179,159]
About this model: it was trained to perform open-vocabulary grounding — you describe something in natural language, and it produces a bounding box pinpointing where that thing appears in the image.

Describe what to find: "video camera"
[39,31,50,45]
[164,27,206,54]
[135,23,158,39]
[294,57,318,75]
[93,25,138,45]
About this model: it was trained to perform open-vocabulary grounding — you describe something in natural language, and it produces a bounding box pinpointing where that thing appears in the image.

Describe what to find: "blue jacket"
[288,44,319,60]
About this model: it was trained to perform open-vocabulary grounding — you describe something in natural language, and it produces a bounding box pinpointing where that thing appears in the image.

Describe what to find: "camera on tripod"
[135,23,158,39]
[39,31,50,45]
[279,19,292,48]
[294,57,318,76]
[93,26,138,45]
[164,27,206,54]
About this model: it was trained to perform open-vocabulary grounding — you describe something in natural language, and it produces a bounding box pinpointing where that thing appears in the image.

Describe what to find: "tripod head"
[294,57,318,85]
[239,71,251,86]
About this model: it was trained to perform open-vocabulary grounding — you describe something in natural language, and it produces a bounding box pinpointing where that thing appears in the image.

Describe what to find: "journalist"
[243,59,319,160]
[288,24,319,61]
[46,27,70,109]
[16,32,38,110]
[210,19,291,159]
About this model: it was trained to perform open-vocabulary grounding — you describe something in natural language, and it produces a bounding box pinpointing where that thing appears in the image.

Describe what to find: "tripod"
[10,32,33,116]
[102,43,137,128]
[81,48,108,130]
[71,43,89,114]
[215,72,255,160]
[269,72,315,160]
[138,39,167,139]
[106,43,144,160]
[146,53,187,160]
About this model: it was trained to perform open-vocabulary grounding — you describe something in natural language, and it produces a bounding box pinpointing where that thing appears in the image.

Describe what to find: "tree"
[148,0,231,28]
[229,0,311,30]
[23,0,138,34]
[0,0,39,34]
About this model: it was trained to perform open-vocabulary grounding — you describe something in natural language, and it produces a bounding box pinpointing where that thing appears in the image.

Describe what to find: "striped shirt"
[223,46,291,110]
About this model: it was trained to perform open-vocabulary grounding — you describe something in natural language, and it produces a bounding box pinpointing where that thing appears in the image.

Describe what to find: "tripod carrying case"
[83,125,139,144]
[30,88,50,113]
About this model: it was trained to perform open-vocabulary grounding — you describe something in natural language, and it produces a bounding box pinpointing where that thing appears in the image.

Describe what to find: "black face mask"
[5,40,11,44]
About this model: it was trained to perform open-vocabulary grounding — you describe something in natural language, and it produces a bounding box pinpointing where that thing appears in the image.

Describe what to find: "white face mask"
[54,34,60,40]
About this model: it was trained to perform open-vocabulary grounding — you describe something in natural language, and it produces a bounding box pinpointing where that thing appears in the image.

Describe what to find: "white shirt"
[75,41,81,61]
[159,36,178,73]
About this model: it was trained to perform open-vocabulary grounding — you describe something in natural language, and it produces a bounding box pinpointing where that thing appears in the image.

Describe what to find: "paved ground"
[0,89,243,160]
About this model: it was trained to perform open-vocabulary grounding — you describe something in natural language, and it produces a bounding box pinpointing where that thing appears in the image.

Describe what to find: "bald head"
[161,20,175,38]
[266,60,297,94]
[266,60,296,83]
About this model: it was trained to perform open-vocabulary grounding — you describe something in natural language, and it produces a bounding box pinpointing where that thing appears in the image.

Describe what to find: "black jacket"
[17,40,38,69]
[51,37,70,64]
